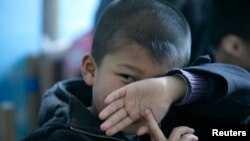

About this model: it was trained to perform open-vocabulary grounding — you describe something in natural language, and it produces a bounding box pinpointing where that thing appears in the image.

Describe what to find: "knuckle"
[172,127,181,133]
[121,109,127,117]
[117,99,123,107]
[111,103,118,111]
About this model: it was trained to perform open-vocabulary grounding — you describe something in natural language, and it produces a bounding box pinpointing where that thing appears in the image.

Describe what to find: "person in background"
[202,0,250,71]
[167,0,213,64]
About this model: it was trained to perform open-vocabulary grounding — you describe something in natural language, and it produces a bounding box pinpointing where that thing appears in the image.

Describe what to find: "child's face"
[83,44,168,134]
[91,43,168,134]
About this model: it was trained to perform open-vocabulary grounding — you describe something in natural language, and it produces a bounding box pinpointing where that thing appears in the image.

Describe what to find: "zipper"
[70,126,126,141]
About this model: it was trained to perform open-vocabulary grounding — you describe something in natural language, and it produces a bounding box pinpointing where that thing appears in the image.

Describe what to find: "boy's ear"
[220,34,244,58]
[81,53,96,86]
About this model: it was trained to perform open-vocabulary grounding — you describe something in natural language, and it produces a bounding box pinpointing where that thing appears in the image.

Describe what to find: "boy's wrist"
[163,75,188,104]
[174,74,189,100]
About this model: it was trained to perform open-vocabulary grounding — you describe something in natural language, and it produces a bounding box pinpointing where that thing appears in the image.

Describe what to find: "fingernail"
[191,128,195,133]
[137,126,148,136]
[100,124,105,131]
[136,130,144,136]
[106,130,114,136]
[104,98,110,104]
[100,122,109,131]
[99,113,105,120]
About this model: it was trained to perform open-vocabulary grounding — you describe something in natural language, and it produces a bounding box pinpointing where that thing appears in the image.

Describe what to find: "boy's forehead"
[109,41,151,60]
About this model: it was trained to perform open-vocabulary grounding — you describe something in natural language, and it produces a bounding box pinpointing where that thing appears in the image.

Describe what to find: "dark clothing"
[24,57,250,141]
[24,79,133,141]
[165,63,250,140]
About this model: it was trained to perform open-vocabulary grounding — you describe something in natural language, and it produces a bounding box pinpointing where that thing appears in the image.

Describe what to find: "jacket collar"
[56,79,129,141]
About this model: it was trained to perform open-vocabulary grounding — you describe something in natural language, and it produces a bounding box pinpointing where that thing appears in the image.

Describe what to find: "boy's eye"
[120,74,136,83]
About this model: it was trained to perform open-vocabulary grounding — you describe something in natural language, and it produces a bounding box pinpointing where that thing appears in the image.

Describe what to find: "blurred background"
[0,0,100,140]
[1,0,245,140]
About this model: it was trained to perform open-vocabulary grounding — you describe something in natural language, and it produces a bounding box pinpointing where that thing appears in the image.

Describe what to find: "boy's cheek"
[93,90,115,112]
[92,90,108,112]
[93,78,125,112]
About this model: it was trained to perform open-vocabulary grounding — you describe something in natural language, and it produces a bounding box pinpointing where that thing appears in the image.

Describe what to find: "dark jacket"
[24,57,250,141]
[24,79,137,141]
[164,62,250,140]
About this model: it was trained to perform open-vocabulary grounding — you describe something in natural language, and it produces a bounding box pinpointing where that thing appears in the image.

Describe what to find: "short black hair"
[208,0,250,48]
[92,0,191,69]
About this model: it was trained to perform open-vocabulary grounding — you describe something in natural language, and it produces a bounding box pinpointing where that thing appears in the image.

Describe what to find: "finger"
[168,126,195,141]
[99,98,124,120]
[145,109,166,141]
[104,87,126,104]
[106,117,133,136]
[180,134,198,141]
[136,126,149,136]
[100,108,127,131]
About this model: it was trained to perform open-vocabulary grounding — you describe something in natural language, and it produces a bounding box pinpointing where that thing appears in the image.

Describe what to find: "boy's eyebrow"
[117,64,143,73]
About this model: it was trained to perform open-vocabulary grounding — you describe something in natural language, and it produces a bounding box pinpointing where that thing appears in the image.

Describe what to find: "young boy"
[99,0,250,140]
[24,0,197,140]
[24,0,250,141]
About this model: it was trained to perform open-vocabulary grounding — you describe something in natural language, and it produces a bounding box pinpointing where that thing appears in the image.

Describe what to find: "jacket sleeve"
[168,63,250,121]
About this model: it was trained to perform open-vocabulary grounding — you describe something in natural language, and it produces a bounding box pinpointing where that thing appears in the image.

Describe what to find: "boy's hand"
[99,76,187,136]
[144,108,198,141]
